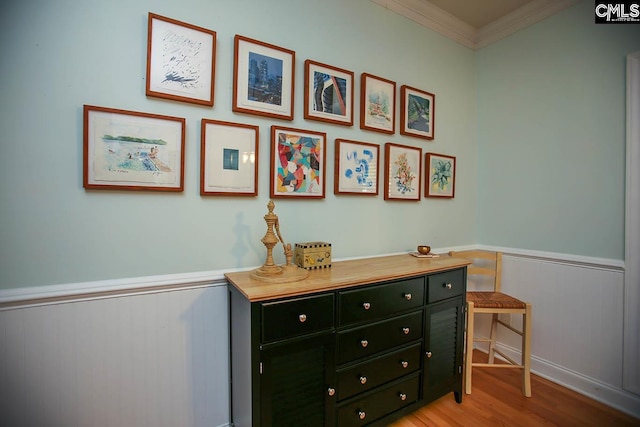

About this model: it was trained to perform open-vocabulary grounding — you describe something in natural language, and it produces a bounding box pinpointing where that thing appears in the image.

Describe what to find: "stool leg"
[465,301,474,394]
[522,303,532,397]
[488,313,498,364]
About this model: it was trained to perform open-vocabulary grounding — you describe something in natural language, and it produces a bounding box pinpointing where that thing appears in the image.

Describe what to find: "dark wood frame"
[270,125,327,199]
[384,142,422,201]
[200,119,259,196]
[334,139,379,196]
[304,60,354,126]
[400,85,435,140]
[233,35,295,120]
[146,13,217,106]
[360,73,396,134]
[425,152,456,198]
[83,105,185,192]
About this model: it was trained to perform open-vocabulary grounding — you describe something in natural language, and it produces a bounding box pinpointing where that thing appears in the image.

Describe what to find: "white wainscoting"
[1,249,639,425]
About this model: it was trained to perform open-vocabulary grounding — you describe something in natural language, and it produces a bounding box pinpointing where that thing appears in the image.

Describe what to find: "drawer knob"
[360,376,367,385]
[399,393,407,401]
[327,387,335,397]
[402,327,410,335]
[362,302,371,310]
[404,293,412,301]
[361,339,369,348]
[401,361,409,368]
[426,351,433,358]
[298,314,307,323]
[358,411,366,420]
[444,283,452,289]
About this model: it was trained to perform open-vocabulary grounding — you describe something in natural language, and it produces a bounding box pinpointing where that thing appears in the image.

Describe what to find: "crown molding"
[370,0,581,50]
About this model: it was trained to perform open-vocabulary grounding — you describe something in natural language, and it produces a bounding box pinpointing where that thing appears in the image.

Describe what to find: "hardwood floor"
[388,350,640,427]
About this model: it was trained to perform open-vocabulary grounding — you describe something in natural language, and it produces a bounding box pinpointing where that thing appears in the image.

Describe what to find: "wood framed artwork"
[83,105,185,191]
[334,139,379,195]
[200,119,259,196]
[304,60,354,126]
[384,142,422,201]
[360,73,396,134]
[400,85,435,140]
[270,126,326,199]
[425,152,455,198]
[146,13,217,106]
[233,35,295,120]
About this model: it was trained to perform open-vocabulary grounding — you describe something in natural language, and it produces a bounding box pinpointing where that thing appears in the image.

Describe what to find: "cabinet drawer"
[336,374,420,427]
[261,294,334,343]
[337,311,423,365]
[338,277,424,326]
[428,269,464,303]
[336,342,421,401]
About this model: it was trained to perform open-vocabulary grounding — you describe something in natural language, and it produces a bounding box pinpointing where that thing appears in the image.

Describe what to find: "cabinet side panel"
[230,286,253,427]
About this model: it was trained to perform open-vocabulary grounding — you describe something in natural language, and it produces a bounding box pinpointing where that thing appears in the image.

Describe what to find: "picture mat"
[307,63,352,123]
[363,75,394,131]
[337,141,378,193]
[387,145,421,199]
[272,129,324,197]
[203,123,256,193]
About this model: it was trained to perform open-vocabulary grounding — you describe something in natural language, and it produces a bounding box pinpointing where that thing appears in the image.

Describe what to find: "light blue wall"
[476,1,640,260]
[0,0,477,289]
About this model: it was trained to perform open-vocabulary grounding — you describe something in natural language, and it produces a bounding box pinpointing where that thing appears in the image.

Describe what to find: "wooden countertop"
[225,254,470,302]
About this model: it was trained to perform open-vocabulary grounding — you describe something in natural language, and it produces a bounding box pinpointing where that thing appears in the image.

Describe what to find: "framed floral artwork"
[270,126,326,198]
[304,60,354,126]
[334,139,379,195]
[200,119,259,196]
[425,152,455,198]
[360,73,396,134]
[384,143,422,201]
[400,85,435,140]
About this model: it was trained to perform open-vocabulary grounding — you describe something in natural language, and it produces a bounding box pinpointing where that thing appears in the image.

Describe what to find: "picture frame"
[146,13,217,106]
[384,142,422,201]
[233,35,295,120]
[400,85,435,140]
[360,73,396,134]
[83,105,185,192]
[334,139,379,196]
[200,119,259,196]
[304,60,354,126]
[270,126,326,199]
[425,152,456,198]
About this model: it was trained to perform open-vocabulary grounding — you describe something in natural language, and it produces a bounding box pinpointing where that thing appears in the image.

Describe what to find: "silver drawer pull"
[426,351,433,358]
[358,411,366,420]
[401,361,409,368]
[362,302,371,310]
[402,327,410,335]
[404,293,412,301]
[360,376,367,385]
[444,283,452,289]
[327,387,335,397]
[298,314,307,323]
[361,339,369,348]
[399,393,407,401]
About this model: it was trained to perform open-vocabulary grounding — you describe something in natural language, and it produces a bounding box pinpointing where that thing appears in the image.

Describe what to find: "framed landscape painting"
[83,105,185,191]
[360,73,395,134]
[304,60,354,126]
[384,142,422,201]
[425,152,455,198]
[400,85,435,140]
[334,139,379,195]
[270,126,326,199]
[233,35,295,120]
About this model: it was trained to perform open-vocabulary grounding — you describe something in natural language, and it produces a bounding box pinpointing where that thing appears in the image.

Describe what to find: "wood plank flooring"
[388,350,639,427]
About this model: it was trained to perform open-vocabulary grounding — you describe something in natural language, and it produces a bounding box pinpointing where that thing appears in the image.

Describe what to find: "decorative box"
[294,242,332,270]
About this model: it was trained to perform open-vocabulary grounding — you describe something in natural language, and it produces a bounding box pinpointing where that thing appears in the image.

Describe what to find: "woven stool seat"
[467,291,527,310]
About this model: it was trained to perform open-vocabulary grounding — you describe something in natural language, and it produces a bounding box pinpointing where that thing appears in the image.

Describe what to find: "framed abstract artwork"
[304,60,354,126]
[334,139,379,195]
[384,142,422,201]
[270,126,326,199]
[233,35,295,120]
[200,119,259,196]
[400,85,435,140]
[425,152,455,198]
[360,73,396,134]
[146,13,217,106]
[83,105,185,191]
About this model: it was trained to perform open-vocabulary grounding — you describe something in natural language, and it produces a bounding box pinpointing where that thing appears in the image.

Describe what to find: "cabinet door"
[423,297,464,403]
[260,333,336,427]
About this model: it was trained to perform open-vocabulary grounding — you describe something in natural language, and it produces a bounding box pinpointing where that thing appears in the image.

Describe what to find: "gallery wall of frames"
[83,12,456,201]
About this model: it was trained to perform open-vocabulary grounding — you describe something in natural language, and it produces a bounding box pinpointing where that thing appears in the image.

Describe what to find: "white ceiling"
[370,0,581,49]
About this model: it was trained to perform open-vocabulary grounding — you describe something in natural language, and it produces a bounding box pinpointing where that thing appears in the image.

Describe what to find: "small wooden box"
[294,242,332,270]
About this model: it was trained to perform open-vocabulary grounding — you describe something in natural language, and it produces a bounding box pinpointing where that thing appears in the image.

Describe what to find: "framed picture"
[334,139,379,195]
[270,126,326,199]
[201,119,259,196]
[146,13,216,106]
[400,85,435,140]
[360,73,396,134]
[425,152,455,198]
[233,35,295,120]
[304,60,354,126]
[384,143,422,201]
[83,105,185,191]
